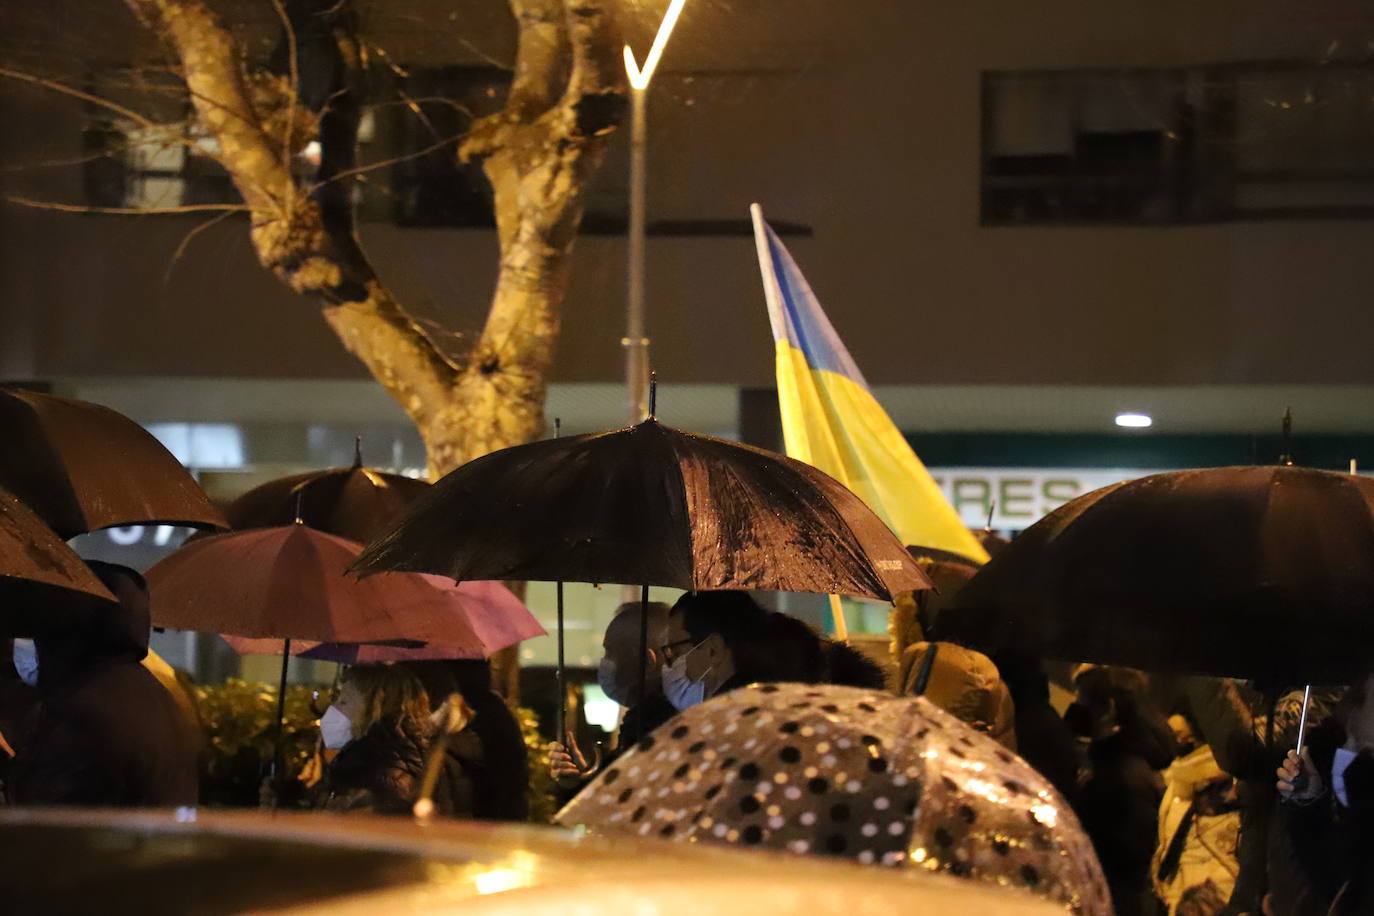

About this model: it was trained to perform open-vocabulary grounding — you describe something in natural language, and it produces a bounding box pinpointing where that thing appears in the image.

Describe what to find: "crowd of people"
[1,560,1372,916]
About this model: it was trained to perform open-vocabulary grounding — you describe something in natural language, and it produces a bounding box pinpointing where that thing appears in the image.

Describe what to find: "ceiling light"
[1115,412,1153,428]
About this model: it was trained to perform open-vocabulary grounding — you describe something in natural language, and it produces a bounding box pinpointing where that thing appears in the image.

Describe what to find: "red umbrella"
[0,388,226,538]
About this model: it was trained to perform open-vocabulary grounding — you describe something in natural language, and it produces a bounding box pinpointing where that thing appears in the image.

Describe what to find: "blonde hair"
[340,664,432,736]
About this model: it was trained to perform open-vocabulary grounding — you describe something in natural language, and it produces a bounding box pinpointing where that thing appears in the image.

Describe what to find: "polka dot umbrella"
[557,684,1109,916]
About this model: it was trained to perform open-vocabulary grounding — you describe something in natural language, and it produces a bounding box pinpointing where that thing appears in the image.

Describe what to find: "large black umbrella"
[225,440,429,542]
[0,486,117,636]
[0,388,226,538]
[355,418,929,601]
[935,465,1374,684]
[356,417,931,741]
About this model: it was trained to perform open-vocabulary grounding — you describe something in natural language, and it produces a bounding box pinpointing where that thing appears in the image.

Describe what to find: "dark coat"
[1072,687,1178,916]
[317,717,471,817]
[461,688,529,822]
[10,568,197,808]
[1269,723,1374,916]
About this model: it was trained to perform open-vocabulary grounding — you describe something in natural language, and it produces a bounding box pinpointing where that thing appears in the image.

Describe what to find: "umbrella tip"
[649,371,657,419]
[293,490,305,526]
[554,417,562,439]
[353,436,363,468]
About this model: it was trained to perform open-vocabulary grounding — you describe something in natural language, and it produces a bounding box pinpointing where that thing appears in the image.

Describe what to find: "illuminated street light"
[623,0,689,425]
[1115,412,1153,428]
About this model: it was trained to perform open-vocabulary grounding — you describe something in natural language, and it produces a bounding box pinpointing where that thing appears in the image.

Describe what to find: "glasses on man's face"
[660,637,701,666]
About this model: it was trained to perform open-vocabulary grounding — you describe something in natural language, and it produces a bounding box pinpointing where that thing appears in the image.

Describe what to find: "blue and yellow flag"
[750,204,989,565]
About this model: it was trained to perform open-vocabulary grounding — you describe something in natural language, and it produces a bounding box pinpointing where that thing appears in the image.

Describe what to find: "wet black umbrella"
[0,388,226,538]
[0,486,116,636]
[225,440,429,543]
[356,416,931,742]
[936,465,1374,684]
[558,683,1110,916]
[355,418,929,602]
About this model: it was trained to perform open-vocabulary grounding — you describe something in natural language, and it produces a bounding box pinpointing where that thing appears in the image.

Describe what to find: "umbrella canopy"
[0,388,226,538]
[936,465,1374,684]
[146,524,545,649]
[355,419,930,602]
[558,684,1108,916]
[225,444,430,543]
[0,486,117,635]
[222,580,542,662]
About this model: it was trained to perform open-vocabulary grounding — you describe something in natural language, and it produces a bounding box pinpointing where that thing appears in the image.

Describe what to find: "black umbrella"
[356,417,931,740]
[0,486,117,636]
[935,465,1374,684]
[225,439,430,543]
[0,388,226,538]
[356,418,928,601]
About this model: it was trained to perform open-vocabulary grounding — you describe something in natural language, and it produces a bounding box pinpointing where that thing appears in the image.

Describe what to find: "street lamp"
[622,0,688,425]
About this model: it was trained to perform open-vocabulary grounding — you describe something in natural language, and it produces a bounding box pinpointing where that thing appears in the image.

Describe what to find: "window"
[981,61,1374,224]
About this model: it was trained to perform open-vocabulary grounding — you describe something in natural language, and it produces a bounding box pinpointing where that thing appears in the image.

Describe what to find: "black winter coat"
[10,568,197,808]
[317,718,472,817]
[461,689,530,822]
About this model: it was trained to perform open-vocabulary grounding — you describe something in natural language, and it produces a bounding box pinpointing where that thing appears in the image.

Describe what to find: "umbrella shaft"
[635,583,649,744]
[273,638,291,783]
[556,581,566,742]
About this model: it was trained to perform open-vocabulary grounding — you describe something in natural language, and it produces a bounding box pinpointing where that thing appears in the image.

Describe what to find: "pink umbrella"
[146,524,544,770]
[221,580,543,662]
[146,525,543,650]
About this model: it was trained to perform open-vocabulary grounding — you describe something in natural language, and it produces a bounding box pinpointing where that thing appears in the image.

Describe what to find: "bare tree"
[117,0,625,477]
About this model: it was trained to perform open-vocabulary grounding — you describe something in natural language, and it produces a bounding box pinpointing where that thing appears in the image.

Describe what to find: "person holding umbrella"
[550,602,675,791]
[1271,668,1374,915]
[309,663,472,817]
[10,562,198,808]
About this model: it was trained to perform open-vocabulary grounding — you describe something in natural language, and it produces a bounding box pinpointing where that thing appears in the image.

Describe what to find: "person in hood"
[313,663,471,816]
[10,561,198,807]
[1068,664,1179,916]
[550,601,675,791]
[1151,715,1241,915]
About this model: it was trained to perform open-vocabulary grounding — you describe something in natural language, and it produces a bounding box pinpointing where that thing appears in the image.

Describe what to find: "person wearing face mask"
[659,591,781,712]
[1270,668,1374,915]
[10,562,198,807]
[311,663,473,816]
[0,639,40,801]
[549,602,674,791]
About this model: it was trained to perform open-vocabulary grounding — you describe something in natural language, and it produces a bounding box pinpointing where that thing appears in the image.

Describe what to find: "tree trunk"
[125,0,625,478]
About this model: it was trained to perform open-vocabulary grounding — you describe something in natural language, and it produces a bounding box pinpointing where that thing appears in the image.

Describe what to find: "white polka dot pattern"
[558,684,1110,916]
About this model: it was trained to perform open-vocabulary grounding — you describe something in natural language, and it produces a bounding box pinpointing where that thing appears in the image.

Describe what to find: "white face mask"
[12,639,38,687]
[319,704,354,750]
[1332,747,1358,807]
[662,641,711,712]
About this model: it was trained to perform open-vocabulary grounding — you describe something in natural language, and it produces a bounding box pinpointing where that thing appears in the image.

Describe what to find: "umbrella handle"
[413,694,468,820]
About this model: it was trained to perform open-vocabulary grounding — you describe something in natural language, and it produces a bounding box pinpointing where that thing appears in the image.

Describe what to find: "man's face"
[602,616,660,701]
[662,612,718,682]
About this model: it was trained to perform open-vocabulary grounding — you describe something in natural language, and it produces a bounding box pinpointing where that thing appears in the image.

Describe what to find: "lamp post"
[622,0,688,425]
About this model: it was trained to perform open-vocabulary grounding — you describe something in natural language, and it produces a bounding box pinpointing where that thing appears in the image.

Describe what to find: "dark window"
[981,61,1374,225]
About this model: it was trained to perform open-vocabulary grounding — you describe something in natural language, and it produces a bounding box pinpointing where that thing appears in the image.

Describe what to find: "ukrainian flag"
[750,203,989,565]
